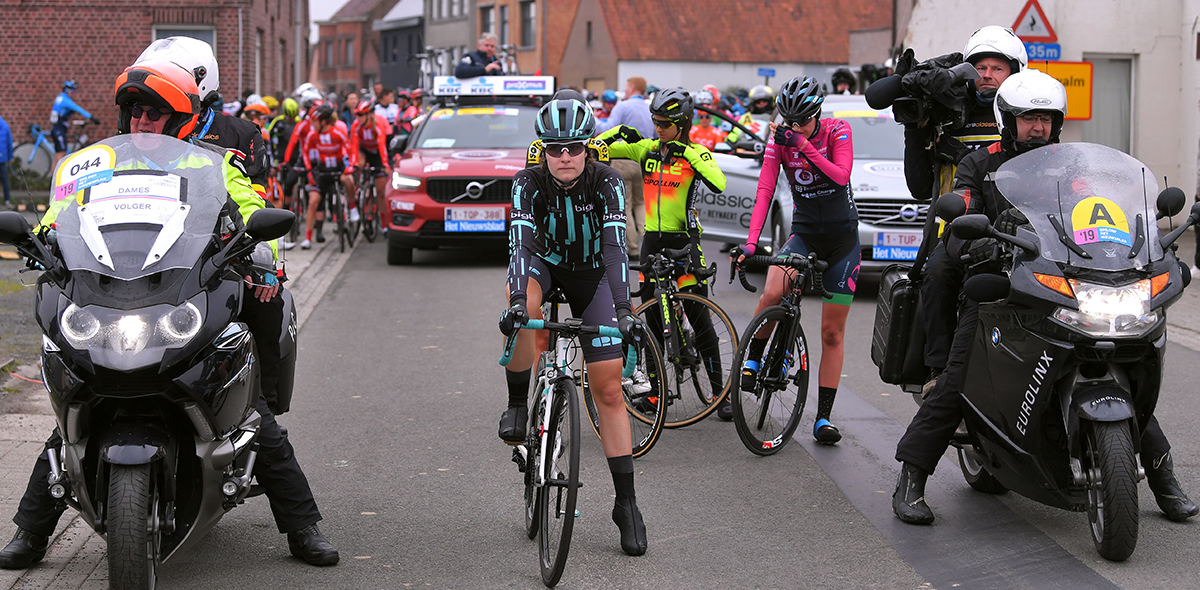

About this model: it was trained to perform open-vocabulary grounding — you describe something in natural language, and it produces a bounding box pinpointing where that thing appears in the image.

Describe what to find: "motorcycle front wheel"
[107,463,161,590]
[1083,420,1139,562]
[957,446,1007,494]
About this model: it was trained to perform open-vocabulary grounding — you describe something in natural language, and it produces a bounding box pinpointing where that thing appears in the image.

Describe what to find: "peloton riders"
[348,100,393,234]
[299,104,359,250]
[497,97,649,556]
[892,69,1199,525]
[597,87,728,412]
[0,59,339,570]
[732,77,858,440]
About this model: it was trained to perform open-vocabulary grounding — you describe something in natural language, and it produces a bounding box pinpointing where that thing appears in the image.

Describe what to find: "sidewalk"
[0,228,359,589]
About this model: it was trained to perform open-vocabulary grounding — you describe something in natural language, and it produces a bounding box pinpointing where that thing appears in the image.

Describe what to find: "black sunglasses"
[544,141,587,158]
[785,116,814,129]
[130,105,170,122]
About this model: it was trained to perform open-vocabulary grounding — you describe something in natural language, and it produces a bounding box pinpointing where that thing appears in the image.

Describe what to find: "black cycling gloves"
[499,299,528,336]
[995,207,1028,236]
[616,307,644,344]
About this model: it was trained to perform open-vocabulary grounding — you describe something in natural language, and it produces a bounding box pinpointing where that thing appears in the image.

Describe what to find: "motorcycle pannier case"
[871,264,926,390]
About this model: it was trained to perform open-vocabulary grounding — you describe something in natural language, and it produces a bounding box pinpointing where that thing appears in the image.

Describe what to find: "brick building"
[315,0,402,96]
[0,0,309,147]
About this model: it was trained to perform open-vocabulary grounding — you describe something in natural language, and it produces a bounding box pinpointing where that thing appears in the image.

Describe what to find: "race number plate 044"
[445,206,506,232]
[873,231,922,261]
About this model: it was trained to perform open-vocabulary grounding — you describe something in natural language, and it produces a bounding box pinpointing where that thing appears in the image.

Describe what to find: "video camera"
[865,50,980,129]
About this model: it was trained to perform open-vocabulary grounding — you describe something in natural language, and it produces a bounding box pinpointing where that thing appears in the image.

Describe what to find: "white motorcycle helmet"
[964,25,1028,73]
[294,82,318,99]
[135,37,220,107]
[993,69,1066,151]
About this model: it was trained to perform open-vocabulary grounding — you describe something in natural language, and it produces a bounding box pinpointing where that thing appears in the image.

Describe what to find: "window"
[346,38,354,67]
[153,26,216,52]
[325,40,334,68]
[480,6,494,34]
[587,21,592,47]
[520,2,535,48]
[450,0,458,17]
[499,6,509,46]
[436,0,444,19]
[254,30,263,94]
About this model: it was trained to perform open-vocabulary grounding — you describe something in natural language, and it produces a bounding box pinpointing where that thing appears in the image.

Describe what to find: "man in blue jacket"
[454,33,501,78]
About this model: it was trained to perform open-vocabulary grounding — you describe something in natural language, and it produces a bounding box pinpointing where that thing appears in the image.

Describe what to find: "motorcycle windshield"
[995,143,1163,271]
[51,135,228,281]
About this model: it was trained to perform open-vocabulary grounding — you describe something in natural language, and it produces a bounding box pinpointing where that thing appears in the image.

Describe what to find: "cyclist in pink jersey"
[731,76,858,442]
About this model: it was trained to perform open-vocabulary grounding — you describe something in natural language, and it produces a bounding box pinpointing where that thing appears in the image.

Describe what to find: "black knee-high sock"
[816,386,837,421]
[608,455,635,500]
[747,337,768,362]
[506,368,531,408]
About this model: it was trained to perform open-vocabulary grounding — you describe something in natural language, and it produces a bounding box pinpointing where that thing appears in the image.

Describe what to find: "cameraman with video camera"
[867,25,1027,395]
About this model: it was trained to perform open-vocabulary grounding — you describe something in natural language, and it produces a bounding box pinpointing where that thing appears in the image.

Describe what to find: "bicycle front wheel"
[730,306,809,456]
[362,189,378,242]
[581,334,666,459]
[636,293,738,428]
[539,378,579,587]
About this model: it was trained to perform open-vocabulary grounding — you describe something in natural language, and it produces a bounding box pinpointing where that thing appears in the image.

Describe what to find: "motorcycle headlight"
[391,172,421,190]
[61,304,100,347]
[1051,279,1157,337]
[157,302,203,343]
[59,299,206,353]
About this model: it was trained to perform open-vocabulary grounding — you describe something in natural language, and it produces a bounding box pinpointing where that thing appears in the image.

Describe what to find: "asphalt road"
[2,237,1199,589]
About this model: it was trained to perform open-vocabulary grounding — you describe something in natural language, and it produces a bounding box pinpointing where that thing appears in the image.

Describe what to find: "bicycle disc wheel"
[581,335,666,459]
[730,307,809,456]
[636,293,738,428]
[12,142,51,180]
[539,379,579,587]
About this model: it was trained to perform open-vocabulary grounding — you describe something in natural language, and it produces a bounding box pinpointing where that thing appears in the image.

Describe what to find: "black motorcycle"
[0,135,297,588]
[934,142,1197,561]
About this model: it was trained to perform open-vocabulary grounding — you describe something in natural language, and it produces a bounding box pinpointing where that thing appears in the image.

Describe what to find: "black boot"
[498,406,528,443]
[611,497,647,556]
[0,528,49,570]
[892,462,935,525]
[1145,452,1199,522]
[286,524,339,566]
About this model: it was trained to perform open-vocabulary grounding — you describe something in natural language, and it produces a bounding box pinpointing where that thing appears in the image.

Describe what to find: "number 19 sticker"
[53,145,117,204]
[1071,196,1132,247]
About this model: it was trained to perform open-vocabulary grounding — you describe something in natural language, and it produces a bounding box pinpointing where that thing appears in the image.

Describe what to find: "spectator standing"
[341,92,360,128]
[596,77,654,256]
[374,88,399,128]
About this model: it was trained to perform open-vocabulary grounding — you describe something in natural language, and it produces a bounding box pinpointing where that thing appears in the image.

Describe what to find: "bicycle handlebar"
[731,254,831,299]
[499,319,638,378]
[630,244,718,298]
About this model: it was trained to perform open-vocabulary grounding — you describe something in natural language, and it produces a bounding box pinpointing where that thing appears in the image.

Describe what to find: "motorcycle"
[0,135,297,588]
[932,142,1198,562]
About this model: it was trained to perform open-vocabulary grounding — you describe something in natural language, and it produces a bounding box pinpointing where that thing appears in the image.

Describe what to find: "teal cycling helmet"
[535,98,596,141]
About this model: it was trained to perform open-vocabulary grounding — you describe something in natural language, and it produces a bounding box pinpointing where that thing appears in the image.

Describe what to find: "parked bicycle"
[495,44,521,75]
[632,244,738,427]
[410,46,449,90]
[499,290,641,587]
[728,253,829,455]
[12,121,93,181]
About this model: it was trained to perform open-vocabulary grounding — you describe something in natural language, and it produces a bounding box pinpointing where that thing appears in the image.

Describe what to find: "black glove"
[967,237,1001,268]
[617,311,644,345]
[617,125,643,144]
[995,207,1028,236]
[499,301,528,336]
[773,124,792,146]
[90,117,100,125]
[662,141,688,160]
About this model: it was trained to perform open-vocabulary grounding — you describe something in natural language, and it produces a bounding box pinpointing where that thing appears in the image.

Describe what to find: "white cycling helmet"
[994,69,1066,149]
[293,82,318,99]
[135,37,220,107]
[964,25,1027,73]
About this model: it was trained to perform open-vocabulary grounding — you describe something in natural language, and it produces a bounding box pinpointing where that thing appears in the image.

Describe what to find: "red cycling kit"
[302,126,351,192]
[349,113,390,178]
[285,118,348,168]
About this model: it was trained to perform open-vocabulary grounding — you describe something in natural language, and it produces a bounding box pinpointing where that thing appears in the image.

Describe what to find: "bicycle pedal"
[511,447,527,472]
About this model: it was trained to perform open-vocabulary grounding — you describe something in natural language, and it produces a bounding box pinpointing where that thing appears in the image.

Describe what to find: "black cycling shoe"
[740,360,760,393]
[892,462,935,525]
[715,397,733,421]
[611,497,647,556]
[315,232,326,243]
[814,419,842,445]
[1146,452,1199,522]
[0,528,49,570]
[498,406,528,443]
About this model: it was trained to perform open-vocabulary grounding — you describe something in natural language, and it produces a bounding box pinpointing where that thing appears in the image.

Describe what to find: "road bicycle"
[282,166,306,245]
[496,44,521,75]
[410,46,449,90]
[315,170,356,252]
[11,121,92,181]
[632,245,738,427]
[728,253,828,455]
[354,164,382,243]
[500,289,642,587]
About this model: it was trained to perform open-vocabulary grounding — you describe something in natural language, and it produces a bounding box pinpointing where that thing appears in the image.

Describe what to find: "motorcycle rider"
[0,60,340,569]
[892,69,1199,525]
[725,84,774,144]
[831,68,857,94]
[498,97,648,556]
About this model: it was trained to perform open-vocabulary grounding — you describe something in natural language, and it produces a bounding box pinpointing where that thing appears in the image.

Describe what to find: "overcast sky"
[309,0,343,44]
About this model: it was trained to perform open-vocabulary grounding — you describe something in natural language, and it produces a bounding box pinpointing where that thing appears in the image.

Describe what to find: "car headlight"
[391,172,421,190]
[1051,279,1157,337]
[60,300,206,353]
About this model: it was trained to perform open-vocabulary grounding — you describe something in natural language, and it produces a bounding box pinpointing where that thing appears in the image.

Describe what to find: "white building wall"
[905,0,1198,201]
[617,61,847,94]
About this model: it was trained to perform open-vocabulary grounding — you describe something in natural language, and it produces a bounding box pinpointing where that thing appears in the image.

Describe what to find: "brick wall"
[543,0,580,79]
[0,0,308,147]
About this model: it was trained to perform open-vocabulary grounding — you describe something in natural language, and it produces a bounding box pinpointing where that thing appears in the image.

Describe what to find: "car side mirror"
[1156,186,1185,219]
[712,142,732,154]
[245,209,296,242]
[934,191,966,221]
[0,211,33,245]
[951,214,992,240]
[389,135,408,156]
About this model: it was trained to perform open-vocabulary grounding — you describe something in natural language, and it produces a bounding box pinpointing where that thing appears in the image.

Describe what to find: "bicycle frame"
[733,254,827,390]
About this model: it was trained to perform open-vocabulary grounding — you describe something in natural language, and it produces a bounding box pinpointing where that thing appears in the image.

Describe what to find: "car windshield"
[410,105,538,149]
[832,111,903,160]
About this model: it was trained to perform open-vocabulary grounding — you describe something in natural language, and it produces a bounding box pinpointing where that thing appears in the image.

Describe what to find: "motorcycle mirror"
[934,192,966,221]
[963,273,1010,302]
[0,211,33,244]
[245,209,297,242]
[951,214,991,240]
[1156,187,1185,219]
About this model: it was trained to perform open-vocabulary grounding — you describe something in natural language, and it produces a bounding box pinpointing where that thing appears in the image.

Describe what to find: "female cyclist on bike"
[733,76,859,444]
[497,97,648,557]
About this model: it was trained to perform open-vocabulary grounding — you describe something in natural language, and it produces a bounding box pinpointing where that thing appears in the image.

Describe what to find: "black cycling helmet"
[831,68,857,93]
[534,98,596,141]
[649,87,694,122]
[776,76,825,123]
[311,103,336,122]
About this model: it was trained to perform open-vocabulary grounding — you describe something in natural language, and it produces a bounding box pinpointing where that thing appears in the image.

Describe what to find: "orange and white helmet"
[114,60,202,139]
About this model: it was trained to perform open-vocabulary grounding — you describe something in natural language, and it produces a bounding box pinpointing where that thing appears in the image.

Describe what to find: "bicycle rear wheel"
[581,335,666,459]
[360,182,378,243]
[539,378,579,587]
[636,293,737,428]
[730,307,809,456]
[287,180,305,244]
[12,142,52,180]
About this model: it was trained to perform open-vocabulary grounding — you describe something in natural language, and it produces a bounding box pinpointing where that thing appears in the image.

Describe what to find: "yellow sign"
[1030,61,1092,120]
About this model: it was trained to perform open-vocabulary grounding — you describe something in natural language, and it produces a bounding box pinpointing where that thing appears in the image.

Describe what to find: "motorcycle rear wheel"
[957,446,1007,494]
[1084,420,1139,562]
[107,463,160,590]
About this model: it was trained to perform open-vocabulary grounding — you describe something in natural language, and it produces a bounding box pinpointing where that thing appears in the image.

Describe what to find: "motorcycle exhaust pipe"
[45,448,68,499]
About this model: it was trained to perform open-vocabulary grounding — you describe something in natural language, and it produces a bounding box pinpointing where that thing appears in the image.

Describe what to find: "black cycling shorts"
[306,168,342,195]
[527,257,622,363]
[358,151,386,177]
[779,231,861,305]
[50,123,69,153]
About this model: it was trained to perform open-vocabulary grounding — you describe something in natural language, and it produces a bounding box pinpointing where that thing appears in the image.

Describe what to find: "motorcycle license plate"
[873,231,922,261]
[445,207,505,232]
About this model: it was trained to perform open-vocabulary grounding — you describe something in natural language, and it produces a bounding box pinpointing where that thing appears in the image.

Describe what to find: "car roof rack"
[431,75,554,108]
